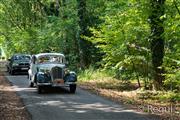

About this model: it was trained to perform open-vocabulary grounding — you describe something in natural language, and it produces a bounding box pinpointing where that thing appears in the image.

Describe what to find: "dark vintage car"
[28,53,77,94]
[7,54,31,75]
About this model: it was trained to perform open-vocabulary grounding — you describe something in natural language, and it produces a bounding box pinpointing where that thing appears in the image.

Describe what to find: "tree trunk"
[149,0,166,90]
[77,0,87,68]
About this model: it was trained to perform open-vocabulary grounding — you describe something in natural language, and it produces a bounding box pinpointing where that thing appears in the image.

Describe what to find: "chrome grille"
[51,67,63,80]
[19,63,29,66]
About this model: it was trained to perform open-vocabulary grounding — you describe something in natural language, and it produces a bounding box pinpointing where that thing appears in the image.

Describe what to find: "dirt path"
[0,72,31,120]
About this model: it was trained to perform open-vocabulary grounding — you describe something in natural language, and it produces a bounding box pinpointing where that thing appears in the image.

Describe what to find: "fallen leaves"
[0,73,31,120]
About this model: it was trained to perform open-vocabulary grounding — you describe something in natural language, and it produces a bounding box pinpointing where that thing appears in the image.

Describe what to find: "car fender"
[36,72,51,83]
[64,71,77,82]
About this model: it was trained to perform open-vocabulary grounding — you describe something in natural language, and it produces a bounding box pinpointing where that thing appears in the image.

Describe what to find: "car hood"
[14,60,30,64]
[37,63,65,69]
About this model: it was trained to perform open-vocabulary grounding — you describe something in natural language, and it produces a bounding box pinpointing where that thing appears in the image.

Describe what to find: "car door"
[9,56,14,71]
[7,58,11,72]
[29,56,37,82]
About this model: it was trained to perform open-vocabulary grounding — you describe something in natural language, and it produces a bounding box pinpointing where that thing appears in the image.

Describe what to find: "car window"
[38,55,64,64]
[13,55,30,60]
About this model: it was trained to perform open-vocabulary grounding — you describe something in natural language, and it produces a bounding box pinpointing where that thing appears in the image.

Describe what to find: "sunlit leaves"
[88,0,150,71]
[0,0,179,90]
[0,0,79,59]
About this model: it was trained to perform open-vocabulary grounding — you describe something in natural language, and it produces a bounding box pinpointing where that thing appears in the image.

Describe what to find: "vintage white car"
[28,53,77,93]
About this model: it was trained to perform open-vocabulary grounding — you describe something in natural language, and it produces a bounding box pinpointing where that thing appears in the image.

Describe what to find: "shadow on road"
[35,87,72,94]
[5,73,162,120]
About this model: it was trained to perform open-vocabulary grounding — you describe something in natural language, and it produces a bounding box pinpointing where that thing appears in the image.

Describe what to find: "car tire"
[6,67,9,72]
[10,70,15,75]
[70,84,76,93]
[37,86,43,94]
[28,76,34,87]
[29,82,34,87]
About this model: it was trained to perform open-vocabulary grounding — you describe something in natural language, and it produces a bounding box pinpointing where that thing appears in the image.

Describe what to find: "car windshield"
[14,55,30,61]
[38,55,65,64]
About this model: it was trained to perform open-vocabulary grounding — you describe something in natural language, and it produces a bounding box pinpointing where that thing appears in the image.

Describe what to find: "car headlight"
[12,63,19,66]
[39,68,50,73]
[64,68,70,74]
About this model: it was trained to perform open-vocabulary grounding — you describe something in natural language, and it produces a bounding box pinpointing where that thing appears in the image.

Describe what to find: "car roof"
[35,53,65,58]
[12,54,31,57]
[13,54,30,56]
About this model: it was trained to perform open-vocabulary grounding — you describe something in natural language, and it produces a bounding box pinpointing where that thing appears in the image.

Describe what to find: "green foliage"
[164,67,180,91]
[0,0,179,92]
[0,0,80,68]
[137,90,180,102]
[86,0,151,84]
[158,92,180,102]
[78,67,137,91]
[163,0,180,91]
[78,67,114,81]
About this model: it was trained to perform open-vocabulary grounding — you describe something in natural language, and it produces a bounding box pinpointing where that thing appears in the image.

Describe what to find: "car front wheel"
[70,84,76,93]
[10,70,15,75]
[37,86,42,94]
[28,76,34,87]
[29,82,34,87]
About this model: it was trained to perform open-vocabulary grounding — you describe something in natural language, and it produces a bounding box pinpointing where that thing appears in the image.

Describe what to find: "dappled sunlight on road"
[5,74,161,120]
[12,86,35,92]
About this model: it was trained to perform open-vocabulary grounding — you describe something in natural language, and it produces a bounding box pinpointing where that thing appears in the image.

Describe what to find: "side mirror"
[65,61,69,66]
[33,60,36,64]
[32,56,36,64]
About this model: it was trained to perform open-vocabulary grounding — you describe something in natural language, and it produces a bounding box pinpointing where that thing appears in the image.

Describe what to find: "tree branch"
[1,0,24,30]
[173,0,180,15]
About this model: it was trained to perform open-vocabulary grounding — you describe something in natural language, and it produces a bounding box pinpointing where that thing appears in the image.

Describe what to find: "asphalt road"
[6,74,160,120]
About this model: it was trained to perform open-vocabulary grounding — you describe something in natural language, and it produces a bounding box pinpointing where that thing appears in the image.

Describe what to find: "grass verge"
[78,68,180,120]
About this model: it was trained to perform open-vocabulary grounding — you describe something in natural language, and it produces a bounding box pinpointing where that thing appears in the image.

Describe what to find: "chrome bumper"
[37,82,76,87]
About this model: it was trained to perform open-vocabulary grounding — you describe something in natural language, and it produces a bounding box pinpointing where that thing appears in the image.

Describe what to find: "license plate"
[21,68,28,70]
[54,79,64,84]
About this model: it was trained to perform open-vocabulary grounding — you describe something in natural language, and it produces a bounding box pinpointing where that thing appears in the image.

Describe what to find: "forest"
[0,0,179,112]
